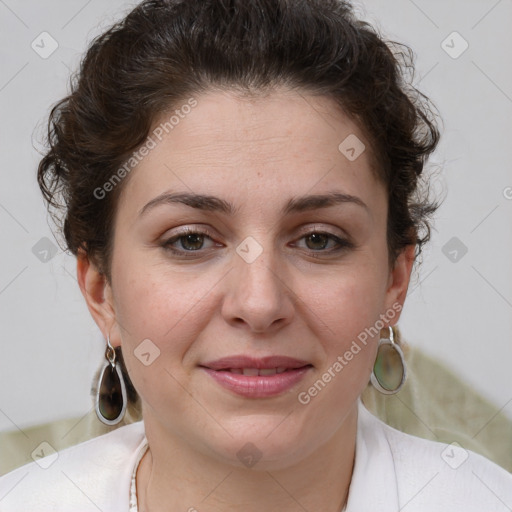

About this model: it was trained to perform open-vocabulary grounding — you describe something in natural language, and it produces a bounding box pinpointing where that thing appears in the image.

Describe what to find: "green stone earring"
[370,326,406,395]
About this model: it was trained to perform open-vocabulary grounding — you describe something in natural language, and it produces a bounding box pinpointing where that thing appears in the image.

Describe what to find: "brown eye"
[304,233,330,250]
[177,233,205,251]
[162,228,220,256]
[294,231,352,254]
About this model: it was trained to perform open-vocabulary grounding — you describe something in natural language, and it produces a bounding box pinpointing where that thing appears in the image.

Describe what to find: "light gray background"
[0,0,511,432]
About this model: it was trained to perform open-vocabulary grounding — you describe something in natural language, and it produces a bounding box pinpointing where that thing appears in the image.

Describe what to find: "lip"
[199,355,313,398]
[201,355,311,370]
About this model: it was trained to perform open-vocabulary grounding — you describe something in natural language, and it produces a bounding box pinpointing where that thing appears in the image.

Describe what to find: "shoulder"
[0,421,146,512]
[358,402,512,511]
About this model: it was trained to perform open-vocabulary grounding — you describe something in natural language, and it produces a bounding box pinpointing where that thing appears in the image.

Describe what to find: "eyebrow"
[138,191,369,218]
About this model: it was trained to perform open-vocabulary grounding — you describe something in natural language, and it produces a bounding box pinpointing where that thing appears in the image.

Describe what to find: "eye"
[161,228,219,255]
[292,231,353,254]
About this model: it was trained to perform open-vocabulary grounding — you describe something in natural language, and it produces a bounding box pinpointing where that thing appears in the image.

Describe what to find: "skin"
[78,87,415,512]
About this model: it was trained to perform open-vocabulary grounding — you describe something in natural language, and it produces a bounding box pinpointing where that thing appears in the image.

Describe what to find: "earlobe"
[385,244,416,321]
[76,250,117,339]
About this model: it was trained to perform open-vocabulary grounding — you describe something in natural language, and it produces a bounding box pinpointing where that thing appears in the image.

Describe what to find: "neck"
[136,405,358,512]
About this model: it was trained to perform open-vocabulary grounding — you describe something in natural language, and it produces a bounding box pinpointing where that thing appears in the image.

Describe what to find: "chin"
[202,418,316,471]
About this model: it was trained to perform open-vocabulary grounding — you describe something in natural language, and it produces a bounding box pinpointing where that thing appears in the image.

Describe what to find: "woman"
[1,0,511,510]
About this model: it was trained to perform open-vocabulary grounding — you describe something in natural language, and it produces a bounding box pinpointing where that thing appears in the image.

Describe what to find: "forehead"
[116,88,385,221]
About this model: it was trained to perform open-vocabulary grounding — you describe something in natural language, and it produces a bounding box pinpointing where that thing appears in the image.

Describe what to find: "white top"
[1,400,511,511]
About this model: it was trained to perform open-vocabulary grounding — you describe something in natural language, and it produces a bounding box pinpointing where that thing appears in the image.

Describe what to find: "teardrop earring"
[95,333,127,425]
[370,326,407,395]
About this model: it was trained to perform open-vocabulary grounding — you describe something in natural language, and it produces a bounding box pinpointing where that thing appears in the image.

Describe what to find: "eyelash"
[161,227,354,258]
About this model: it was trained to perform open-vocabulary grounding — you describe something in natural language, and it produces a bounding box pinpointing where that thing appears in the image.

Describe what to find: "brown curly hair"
[36,0,441,419]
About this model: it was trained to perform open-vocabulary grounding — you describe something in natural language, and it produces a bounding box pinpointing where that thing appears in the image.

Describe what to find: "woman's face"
[81,88,413,469]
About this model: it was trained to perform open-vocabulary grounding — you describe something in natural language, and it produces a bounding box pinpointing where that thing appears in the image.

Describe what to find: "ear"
[76,249,120,347]
[383,244,416,324]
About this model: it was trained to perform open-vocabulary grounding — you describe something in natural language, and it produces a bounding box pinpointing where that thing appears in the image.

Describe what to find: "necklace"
[130,441,149,512]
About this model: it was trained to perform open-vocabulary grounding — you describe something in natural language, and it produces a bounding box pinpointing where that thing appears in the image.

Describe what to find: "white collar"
[344,399,400,510]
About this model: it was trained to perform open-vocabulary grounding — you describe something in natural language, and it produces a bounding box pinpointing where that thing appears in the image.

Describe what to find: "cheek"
[309,261,388,331]
[111,235,210,328]
[304,261,388,379]
[110,255,241,419]
[110,259,211,416]
[287,273,385,451]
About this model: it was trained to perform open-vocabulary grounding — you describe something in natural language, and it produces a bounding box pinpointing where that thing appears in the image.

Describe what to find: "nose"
[221,239,295,334]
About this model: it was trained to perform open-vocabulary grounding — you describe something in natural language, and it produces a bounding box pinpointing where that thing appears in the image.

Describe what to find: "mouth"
[199,355,313,398]
[216,367,302,375]
[201,355,312,371]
